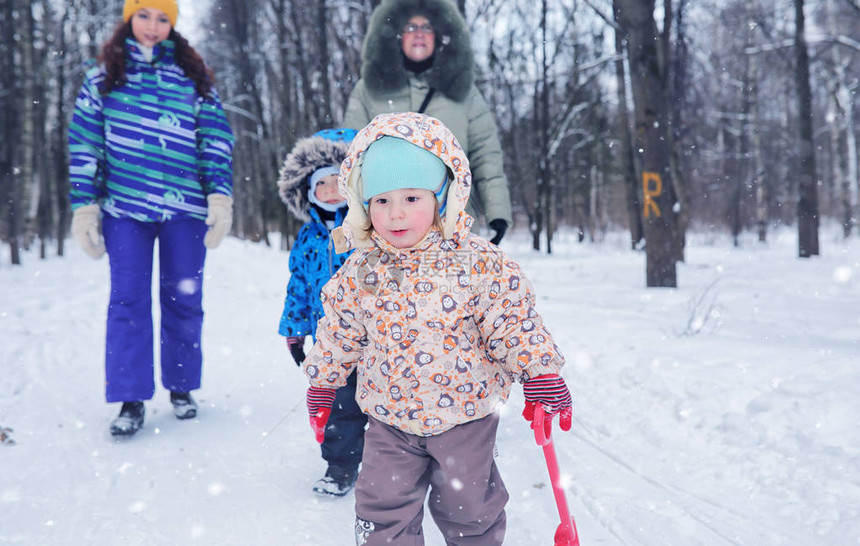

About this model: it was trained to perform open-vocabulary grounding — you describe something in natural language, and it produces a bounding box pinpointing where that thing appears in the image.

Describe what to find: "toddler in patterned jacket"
[277,128,367,497]
[303,112,573,546]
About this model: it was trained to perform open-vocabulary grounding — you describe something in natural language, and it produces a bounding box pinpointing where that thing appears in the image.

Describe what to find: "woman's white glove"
[204,194,233,249]
[71,204,106,259]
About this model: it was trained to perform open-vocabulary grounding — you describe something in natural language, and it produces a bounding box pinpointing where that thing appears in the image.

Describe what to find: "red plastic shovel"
[530,403,580,546]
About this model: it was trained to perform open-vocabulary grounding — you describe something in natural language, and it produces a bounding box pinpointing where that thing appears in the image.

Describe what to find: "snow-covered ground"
[1,226,858,545]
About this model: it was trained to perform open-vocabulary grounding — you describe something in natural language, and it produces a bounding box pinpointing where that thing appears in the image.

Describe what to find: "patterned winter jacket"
[303,112,565,436]
[276,132,354,339]
[278,207,350,339]
[68,38,234,221]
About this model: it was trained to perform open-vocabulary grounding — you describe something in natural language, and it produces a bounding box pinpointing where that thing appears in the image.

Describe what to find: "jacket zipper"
[327,232,335,276]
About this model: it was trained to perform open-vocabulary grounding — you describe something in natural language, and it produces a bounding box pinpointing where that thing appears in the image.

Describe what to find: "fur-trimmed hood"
[360,0,474,103]
[277,136,352,221]
[333,112,473,253]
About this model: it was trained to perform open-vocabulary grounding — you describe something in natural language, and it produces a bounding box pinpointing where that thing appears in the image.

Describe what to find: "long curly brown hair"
[98,21,215,98]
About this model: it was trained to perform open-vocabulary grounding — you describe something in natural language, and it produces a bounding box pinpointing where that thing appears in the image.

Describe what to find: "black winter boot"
[313,465,358,497]
[170,391,198,420]
[110,402,145,437]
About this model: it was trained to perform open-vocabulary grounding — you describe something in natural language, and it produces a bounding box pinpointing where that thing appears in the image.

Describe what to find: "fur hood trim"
[361,0,474,102]
[333,112,473,253]
[277,136,352,221]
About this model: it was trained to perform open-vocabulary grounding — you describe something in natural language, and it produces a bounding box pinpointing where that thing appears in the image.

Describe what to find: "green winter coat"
[343,0,513,228]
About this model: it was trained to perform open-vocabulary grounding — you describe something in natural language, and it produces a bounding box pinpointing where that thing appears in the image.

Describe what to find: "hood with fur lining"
[276,136,352,222]
[333,112,473,253]
[360,0,474,103]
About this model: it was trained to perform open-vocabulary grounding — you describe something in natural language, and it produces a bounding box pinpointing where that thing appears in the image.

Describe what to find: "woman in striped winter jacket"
[68,0,235,437]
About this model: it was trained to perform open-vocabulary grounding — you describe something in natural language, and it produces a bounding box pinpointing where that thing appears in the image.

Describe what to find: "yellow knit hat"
[123,0,178,27]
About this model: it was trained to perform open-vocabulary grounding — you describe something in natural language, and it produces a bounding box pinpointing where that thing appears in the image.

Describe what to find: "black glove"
[488,219,508,245]
[286,336,306,366]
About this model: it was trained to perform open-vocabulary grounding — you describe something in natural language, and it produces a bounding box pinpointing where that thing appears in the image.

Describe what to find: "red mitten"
[523,374,573,431]
[307,386,336,443]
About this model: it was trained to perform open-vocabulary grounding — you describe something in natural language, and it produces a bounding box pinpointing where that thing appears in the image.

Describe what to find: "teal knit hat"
[361,136,448,208]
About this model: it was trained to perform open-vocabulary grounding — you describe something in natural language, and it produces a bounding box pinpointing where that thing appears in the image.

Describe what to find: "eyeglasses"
[402,23,434,35]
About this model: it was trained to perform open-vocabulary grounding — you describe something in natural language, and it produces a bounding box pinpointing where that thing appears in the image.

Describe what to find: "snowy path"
[1,228,858,545]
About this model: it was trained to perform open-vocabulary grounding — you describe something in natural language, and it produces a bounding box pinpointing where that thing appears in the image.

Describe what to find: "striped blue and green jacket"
[69,38,235,221]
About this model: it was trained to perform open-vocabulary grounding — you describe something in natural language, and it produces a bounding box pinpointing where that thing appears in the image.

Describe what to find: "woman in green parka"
[343,0,513,245]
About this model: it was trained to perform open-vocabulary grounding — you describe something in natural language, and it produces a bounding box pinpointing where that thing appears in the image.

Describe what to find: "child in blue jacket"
[277,128,367,497]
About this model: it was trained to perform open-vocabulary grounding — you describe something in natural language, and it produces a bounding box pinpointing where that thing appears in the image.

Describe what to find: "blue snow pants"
[102,215,208,403]
[321,370,367,471]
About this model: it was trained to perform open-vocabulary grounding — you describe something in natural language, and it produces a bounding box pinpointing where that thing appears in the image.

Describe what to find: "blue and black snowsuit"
[277,129,367,474]
[278,206,349,339]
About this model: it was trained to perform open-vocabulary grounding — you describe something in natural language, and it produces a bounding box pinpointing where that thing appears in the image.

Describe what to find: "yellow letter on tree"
[643,172,662,218]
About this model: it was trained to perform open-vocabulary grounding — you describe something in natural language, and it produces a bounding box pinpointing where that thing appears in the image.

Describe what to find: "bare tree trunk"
[745,0,768,243]
[487,28,530,241]
[751,52,767,243]
[619,0,679,287]
[717,126,729,232]
[612,0,643,250]
[666,0,688,262]
[55,6,71,256]
[826,0,857,237]
[35,40,51,259]
[844,90,859,234]
[531,82,542,251]
[84,0,102,59]
[221,0,277,244]
[730,127,743,248]
[1,0,23,265]
[316,0,334,126]
[734,3,754,248]
[828,90,848,235]
[503,73,530,245]
[20,0,38,255]
[0,0,10,266]
[538,0,553,254]
[794,0,819,257]
[588,164,604,242]
[273,0,296,135]
[23,0,52,259]
[289,0,315,129]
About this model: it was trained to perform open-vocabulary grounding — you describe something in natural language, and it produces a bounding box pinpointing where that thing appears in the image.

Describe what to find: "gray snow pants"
[353,414,508,546]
